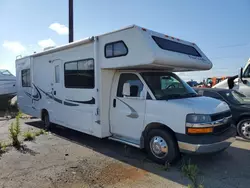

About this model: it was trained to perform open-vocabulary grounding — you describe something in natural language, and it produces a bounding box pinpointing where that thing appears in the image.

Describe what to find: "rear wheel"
[43,111,51,130]
[237,119,250,140]
[145,129,180,164]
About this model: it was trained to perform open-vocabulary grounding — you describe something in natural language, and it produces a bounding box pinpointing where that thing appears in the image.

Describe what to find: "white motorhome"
[16,25,236,163]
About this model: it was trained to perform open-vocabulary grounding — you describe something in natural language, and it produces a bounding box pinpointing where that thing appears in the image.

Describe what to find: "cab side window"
[117,73,143,98]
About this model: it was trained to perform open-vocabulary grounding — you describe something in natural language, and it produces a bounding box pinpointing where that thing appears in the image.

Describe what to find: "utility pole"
[69,0,74,43]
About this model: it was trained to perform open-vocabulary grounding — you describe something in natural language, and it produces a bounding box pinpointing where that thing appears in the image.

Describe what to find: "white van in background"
[213,58,250,97]
[16,25,236,163]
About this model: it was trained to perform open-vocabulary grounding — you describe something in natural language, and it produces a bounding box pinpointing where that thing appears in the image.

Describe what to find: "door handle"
[113,99,116,108]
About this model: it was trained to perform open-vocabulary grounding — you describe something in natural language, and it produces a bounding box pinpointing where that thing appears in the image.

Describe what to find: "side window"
[64,59,94,89]
[204,91,223,100]
[21,69,31,87]
[117,74,143,98]
[243,65,250,78]
[105,41,128,58]
[55,65,60,83]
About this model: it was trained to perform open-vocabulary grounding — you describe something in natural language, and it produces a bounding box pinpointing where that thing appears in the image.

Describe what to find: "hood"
[168,96,230,114]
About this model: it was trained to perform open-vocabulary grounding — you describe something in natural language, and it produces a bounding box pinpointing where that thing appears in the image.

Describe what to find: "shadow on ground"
[26,120,250,187]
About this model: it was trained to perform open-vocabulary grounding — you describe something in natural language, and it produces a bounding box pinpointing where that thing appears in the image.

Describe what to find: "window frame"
[55,65,60,83]
[152,35,201,57]
[64,58,95,89]
[104,40,128,58]
[116,73,144,99]
[21,69,31,87]
[243,65,250,78]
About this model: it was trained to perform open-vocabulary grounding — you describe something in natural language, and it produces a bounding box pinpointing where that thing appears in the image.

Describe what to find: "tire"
[237,119,250,141]
[43,111,51,130]
[145,129,180,164]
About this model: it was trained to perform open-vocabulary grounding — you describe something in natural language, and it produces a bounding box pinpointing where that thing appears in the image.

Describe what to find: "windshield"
[220,90,250,105]
[141,72,198,100]
[0,70,12,76]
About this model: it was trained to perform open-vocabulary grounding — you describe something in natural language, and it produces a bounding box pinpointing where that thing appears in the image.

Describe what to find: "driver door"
[110,73,146,144]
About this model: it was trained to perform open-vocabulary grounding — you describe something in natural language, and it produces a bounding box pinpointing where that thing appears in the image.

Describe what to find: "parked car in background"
[187,80,198,87]
[195,88,250,140]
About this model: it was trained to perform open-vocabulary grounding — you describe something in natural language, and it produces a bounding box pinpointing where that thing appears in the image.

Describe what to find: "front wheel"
[145,129,180,164]
[237,119,250,140]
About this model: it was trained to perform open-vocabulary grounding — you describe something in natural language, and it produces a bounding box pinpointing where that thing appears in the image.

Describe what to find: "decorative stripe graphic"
[32,84,42,101]
[64,101,79,106]
[116,98,139,119]
[65,97,95,104]
[24,84,88,107]
[24,91,32,98]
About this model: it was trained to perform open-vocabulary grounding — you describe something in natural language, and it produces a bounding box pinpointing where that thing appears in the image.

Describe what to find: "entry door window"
[117,73,143,98]
[55,65,60,83]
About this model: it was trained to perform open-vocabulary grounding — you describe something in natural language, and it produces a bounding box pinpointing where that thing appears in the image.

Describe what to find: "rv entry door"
[110,73,146,144]
[51,61,64,123]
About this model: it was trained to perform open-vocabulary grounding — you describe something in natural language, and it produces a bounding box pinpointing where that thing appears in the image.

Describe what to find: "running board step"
[109,137,141,148]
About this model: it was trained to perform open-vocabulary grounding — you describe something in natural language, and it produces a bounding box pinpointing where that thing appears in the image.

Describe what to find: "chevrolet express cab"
[16,25,236,163]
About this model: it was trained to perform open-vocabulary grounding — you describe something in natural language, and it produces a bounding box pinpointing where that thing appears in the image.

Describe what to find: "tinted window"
[141,72,197,100]
[21,69,31,87]
[64,59,94,89]
[152,36,201,57]
[117,74,143,97]
[55,65,60,83]
[203,90,223,100]
[105,41,128,58]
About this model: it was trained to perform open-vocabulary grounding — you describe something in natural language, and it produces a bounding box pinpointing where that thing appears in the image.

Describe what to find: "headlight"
[186,114,213,133]
[186,114,211,125]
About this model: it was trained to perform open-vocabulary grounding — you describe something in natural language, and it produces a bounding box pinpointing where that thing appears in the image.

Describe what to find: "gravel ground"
[0,117,249,188]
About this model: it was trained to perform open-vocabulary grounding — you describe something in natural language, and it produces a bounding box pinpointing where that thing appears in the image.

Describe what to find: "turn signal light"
[187,127,213,134]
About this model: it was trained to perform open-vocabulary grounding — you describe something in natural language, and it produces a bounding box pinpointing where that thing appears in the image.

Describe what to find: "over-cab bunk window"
[152,36,201,57]
[64,58,94,89]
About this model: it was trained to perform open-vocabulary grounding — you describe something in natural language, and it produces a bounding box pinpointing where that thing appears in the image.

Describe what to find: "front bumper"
[177,125,236,154]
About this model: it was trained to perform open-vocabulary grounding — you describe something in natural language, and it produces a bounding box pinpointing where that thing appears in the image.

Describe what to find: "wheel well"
[41,109,48,121]
[237,115,250,125]
[141,122,178,148]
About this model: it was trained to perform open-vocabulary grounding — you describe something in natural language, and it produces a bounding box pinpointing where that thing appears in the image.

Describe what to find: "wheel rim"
[150,136,168,159]
[241,121,250,139]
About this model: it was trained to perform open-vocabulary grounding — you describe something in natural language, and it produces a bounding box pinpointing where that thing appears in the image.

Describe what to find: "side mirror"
[122,83,130,97]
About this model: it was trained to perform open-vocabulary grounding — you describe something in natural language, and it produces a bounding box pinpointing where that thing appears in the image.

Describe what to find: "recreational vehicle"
[16,25,236,163]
